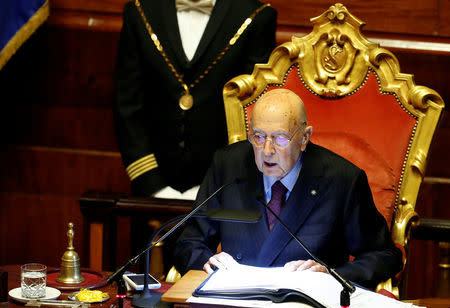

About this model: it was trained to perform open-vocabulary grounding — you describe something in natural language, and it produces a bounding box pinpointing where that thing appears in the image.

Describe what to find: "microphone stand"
[106,178,254,307]
[264,203,355,308]
[132,215,187,307]
[133,207,262,307]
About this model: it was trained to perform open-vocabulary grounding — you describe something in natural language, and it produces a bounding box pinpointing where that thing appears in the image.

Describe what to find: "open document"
[188,264,423,308]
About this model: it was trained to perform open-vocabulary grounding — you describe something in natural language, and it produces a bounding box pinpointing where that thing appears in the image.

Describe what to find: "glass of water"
[21,263,47,298]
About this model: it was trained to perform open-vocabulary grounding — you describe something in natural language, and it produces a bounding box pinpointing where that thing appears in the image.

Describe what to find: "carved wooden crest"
[293,3,377,97]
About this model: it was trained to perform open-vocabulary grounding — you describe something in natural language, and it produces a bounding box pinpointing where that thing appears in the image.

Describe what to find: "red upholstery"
[312,131,396,226]
[245,65,417,227]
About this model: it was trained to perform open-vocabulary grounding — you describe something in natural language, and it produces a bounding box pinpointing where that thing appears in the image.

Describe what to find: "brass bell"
[56,222,85,284]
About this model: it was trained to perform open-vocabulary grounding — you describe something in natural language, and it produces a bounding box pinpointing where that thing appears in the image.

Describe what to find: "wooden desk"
[162,270,209,303]
[0,265,171,308]
[162,270,450,308]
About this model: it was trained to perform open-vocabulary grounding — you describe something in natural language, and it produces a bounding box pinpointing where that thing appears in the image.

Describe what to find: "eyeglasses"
[249,124,305,149]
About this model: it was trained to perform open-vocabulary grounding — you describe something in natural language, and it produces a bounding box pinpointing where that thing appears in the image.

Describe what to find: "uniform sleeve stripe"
[126,154,159,180]
[128,162,158,180]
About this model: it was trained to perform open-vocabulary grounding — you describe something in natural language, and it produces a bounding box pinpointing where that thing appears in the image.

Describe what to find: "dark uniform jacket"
[114,0,277,195]
[174,141,403,289]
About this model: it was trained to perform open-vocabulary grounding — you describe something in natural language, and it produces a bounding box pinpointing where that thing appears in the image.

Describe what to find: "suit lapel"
[242,153,273,255]
[256,145,325,266]
[188,0,232,65]
[161,0,189,68]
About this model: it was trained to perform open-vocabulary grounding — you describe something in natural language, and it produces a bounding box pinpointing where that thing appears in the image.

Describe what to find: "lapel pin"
[311,189,317,196]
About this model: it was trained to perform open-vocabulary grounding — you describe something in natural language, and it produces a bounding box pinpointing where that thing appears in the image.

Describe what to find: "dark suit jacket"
[174,141,403,289]
[114,0,277,195]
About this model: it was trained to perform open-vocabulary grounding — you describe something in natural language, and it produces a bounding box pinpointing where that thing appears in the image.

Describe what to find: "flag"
[0,0,50,70]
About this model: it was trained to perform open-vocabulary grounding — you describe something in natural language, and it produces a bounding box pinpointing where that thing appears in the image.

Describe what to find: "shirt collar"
[263,153,303,200]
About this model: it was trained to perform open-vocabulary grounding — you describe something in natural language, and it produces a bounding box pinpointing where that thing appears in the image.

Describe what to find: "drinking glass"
[21,263,46,298]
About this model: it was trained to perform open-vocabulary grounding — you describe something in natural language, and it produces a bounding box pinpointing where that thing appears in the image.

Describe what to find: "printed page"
[200,265,290,292]
[197,264,424,308]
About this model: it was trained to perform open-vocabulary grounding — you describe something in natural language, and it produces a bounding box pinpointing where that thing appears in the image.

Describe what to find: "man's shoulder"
[214,141,253,161]
[306,142,362,175]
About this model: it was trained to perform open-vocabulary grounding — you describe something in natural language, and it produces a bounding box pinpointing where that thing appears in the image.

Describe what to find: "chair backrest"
[223,2,444,286]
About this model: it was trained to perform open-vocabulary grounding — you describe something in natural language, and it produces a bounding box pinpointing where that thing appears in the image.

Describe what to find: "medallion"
[179,93,194,110]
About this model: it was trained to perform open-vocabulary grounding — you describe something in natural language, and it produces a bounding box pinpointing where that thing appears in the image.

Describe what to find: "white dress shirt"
[176,0,216,61]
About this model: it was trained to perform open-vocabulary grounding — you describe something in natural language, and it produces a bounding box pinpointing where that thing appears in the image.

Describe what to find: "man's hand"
[284,259,328,273]
[203,252,239,274]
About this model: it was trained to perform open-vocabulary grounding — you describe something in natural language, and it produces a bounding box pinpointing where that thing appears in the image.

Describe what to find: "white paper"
[187,296,312,307]
[194,265,424,308]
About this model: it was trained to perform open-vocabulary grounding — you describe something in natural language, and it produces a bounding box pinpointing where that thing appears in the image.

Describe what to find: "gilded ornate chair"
[223,3,444,296]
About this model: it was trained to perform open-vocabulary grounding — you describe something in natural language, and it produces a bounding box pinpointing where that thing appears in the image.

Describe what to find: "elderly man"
[174,89,402,289]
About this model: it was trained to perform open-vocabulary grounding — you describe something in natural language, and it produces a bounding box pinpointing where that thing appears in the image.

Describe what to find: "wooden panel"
[40,26,118,108]
[47,9,123,32]
[50,0,128,14]
[48,0,450,39]
[266,0,445,37]
[404,181,450,298]
[89,222,104,271]
[440,0,450,36]
[46,0,450,41]
[0,146,130,196]
[115,216,132,271]
[0,192,86,268]
[0,25,118,109]
[427,112,450,177]
[8,105,117,151]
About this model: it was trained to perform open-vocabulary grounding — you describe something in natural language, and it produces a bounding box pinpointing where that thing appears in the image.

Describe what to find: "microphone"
[263,200,355,307]
[106,176,252,307]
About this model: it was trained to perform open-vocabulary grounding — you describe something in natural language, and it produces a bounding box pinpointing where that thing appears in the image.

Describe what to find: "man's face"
[250,107,305,179]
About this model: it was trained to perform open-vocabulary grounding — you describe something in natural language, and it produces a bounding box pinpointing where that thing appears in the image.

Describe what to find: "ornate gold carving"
[314,3,353,25]
[278,42,301,60]
[409,86,444,110]
[411,149,426,176]
[290,3,378,97]
[313,31,358,91]
[368,48,398,68]
[224,75,256,100]
[392,198,418,247]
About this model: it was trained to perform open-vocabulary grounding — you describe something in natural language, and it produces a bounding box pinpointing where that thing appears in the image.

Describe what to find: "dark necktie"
[266,181,288,231]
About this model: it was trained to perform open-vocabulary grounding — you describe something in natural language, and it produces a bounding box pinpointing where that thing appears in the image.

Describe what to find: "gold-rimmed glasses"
[249,123,305,149]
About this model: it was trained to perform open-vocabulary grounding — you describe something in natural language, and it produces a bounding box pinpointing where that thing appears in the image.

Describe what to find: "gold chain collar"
[134,0,270,110]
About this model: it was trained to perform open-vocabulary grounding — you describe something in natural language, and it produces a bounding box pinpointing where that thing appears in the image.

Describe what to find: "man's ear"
[301,126,313,151]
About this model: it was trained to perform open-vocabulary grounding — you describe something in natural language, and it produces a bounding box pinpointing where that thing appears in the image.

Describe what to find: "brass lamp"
[56,222,85,284]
